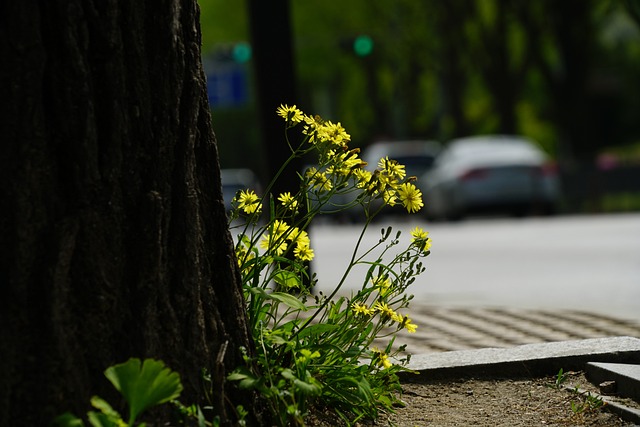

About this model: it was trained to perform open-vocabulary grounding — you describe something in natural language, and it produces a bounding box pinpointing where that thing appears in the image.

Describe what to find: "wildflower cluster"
[227,105,431,425]
[235,189,262,215]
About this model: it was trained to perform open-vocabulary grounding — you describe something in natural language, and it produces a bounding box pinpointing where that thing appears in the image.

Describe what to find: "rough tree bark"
[0,1,263,425]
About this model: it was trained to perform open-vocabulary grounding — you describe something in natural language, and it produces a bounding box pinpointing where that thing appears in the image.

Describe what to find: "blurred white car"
[354,140,441,220]
[307,140,441,222]
[361,140,441,179]
[422,135,560,220]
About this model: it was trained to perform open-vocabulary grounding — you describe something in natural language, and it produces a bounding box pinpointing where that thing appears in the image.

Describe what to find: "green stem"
[290,213,374,339]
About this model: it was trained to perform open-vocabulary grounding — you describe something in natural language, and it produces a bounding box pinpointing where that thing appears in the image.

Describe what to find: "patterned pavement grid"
[381,304,640,354]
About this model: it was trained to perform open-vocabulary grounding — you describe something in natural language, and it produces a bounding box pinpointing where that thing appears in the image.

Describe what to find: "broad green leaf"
[228,367,252,382]
[227,372,250,381]
[247,286,269,300]
[293,378,321,395]
[87,412,118,427]
[268,292,307,311]
[53,413,85,427]
[273,270,301,289]
[266,334,291,345]
[104,358,183,425]
[229,367,263,390]
[280,368,296,381]
[238,376,260,389]
[90,396,120,419]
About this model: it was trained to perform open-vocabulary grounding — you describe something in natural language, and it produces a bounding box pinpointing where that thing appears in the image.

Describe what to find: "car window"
[393,155,436,176]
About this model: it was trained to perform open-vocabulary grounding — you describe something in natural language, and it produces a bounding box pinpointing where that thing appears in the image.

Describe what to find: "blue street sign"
[206,63,249,108]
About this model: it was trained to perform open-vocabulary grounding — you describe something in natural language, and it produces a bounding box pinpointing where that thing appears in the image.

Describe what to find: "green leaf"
[196,406,207,427]
[267,334,291,345]
[238,377,259,389]
[230,367,262,390]
[87,412,119,427]
[104,358,183,425]
[281,368,296,381]
[90,396,120,419]
[53,413,85,427]
[228,368,252,382]
[268,291,307,311]
[296,322,339,338]
[273,270,301,289]
[293,378,321,396]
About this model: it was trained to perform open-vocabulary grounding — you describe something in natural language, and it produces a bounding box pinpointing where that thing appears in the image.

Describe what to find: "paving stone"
[387,305,640,355]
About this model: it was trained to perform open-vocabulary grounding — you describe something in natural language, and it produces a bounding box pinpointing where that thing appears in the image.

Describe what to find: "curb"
[403,336,640,379]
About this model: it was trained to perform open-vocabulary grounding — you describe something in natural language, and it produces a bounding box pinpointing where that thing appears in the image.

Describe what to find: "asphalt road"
[310,213,640,323]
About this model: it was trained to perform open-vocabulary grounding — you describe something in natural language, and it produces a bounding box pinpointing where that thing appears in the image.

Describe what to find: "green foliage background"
[198,0,640,179]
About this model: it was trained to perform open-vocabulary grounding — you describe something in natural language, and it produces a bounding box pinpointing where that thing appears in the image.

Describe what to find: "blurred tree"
[247,0,301,197]
[0,1,266,425]
[623,0,640,27]
[199,0,250,49]
[535,0,595,162]
[433,0,472,139]
[201,0,640,169]
[466,1,526,135]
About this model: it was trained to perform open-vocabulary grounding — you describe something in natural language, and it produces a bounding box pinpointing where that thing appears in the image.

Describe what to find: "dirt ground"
[308,371,638,426]
[372,371,638,427]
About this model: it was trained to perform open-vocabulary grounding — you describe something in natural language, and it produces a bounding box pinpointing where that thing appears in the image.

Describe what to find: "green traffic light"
[232,42,252,63]
[353,35,373,57]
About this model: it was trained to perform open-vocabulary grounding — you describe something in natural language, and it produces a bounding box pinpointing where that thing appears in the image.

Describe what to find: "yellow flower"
[391,312,403,323]
[379,353,392,369]
[371,347,393,369]
[394,313,418,333]
[294,243,314,261]
[289,229,310,247]
[397,182,424,213]
[405,321,418,333]
[260,235,288,255]
[410,227,432,252]
[276,104,303,124]
[351,302,374,317]
[378,157,406,181]
[234,189,262,215]
[373,301,396,319]
[382,189,397,206]
[259,220,290,255]
[354,168,372,188]
[277,192,299,212]
[328,150,363,176]
[410,226,429,241]
[318,120,350,147]
[302,114,323,143]
[306,167,332,192]
[371,276,391,292]
[271,219,290,236]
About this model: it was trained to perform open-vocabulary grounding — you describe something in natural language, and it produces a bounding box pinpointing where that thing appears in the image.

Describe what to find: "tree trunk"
[438,0,471,139]
[0,1,262,425]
